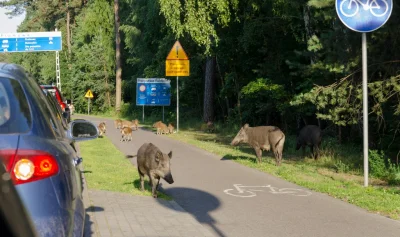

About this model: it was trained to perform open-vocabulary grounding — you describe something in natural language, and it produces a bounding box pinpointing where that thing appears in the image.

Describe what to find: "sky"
[0,8,25,33]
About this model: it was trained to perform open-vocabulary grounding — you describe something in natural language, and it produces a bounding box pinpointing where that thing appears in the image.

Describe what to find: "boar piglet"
[137,143,174,198]
[231,124,285,166]
[296,125,322,159]
[98,122,106,136]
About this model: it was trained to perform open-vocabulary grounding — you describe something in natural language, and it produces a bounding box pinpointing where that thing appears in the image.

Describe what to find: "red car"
[40,85,71,122]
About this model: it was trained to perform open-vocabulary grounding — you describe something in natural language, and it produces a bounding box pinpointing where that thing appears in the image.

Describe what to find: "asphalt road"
[80,115,400,237]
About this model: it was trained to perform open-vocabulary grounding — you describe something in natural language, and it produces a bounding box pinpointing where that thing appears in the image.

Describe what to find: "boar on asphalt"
[120,127,133,142]
[296,125,322,159]
[98,122,106,137]
[137,143,174,198]
[231,124,286,166]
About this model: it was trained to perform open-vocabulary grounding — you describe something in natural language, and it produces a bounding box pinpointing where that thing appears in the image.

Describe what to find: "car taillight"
[60,102,66,111]
[0,149,59,185]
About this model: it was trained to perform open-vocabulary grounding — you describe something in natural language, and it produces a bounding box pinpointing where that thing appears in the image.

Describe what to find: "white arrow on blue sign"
[336,0,392,32]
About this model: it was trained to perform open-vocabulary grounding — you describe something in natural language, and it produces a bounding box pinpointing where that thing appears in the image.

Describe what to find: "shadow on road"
[157,187,226,237]
[84,206,104,237]
[86,206,105,212]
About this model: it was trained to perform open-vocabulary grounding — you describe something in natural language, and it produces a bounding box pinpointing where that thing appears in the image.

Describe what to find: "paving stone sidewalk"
[82,172,215,237]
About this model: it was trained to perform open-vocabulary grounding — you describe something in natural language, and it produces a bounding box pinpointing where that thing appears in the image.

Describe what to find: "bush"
[369,150,388,178]
[334,160,351,173]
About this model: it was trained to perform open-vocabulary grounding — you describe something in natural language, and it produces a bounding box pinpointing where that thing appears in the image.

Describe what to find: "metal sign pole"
[142,105,144,123]
[362,33,369,187]
[163,106,165,122]
[177,76,179,132]
[87,98,90,115]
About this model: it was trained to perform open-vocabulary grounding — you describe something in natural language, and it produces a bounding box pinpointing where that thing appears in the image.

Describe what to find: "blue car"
[0,63,98,237]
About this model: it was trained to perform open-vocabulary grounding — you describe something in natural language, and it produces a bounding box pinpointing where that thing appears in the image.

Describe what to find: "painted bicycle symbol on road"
[339,0,389,17]
[224,184,312,198]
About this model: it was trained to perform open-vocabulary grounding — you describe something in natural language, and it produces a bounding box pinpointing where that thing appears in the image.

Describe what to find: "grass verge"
[166,130,400,220]
[79,135,170,200]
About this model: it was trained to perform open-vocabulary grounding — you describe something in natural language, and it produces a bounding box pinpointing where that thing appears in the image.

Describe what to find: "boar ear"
[168,151,172,159]
[244,123,249,129]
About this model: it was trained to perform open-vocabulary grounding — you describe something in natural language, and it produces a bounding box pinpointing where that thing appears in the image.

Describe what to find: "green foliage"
[369,150,387,178]
[333,160,350,173]
[159,0,238,54]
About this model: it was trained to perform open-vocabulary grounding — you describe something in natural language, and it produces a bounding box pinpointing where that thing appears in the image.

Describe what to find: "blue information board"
[136,78,171,106]
[336,0,392,32]
[0,32,62,53]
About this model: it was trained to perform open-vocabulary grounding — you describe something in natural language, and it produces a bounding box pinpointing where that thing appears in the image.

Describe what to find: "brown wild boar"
[231,124,285,166]
[152,121,168,135]
[120,127,133,142]
[98,122,106,136]
[167,123,175,134]
[121,120,135,129]
[296,125,322,159]
[132,119,139,130]
[136,143,174,198]
[114,119,122,129]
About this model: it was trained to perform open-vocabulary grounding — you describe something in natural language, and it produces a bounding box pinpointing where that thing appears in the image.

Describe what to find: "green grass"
[166,129,400,220]
[79,135,170,200]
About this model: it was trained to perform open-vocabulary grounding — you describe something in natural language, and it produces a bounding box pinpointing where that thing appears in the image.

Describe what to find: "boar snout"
[164,173,174,184]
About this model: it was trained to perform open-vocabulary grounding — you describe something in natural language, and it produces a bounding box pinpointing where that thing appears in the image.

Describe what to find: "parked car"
[0,156,38,237]
[0,63,98,237]
[40,84,71,123]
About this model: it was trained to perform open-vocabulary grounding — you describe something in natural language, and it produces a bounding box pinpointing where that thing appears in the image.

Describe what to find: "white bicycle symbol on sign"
[339,0,389,17]
[224,184,312,198]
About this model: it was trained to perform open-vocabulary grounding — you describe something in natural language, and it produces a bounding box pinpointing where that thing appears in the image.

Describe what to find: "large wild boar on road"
[296,125,322,159]
[137,143,174,198]
[231,124,285,166]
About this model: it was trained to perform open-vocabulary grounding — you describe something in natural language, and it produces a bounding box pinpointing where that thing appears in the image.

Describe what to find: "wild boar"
[167,123,175,134]
[121,120,136,129]
[231,124,285,166]
[114,119,122,129]
[98,122,106,136]
[296,125,322,159]
[137,143,174,198]
[120,127,133,142]
[132,119,139,130]
[152,121,168,135]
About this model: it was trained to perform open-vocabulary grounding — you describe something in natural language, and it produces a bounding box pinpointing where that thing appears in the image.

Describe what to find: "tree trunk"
[303,4,315,64]
[66,0,71,57]
[203,56,216,122]
[114,0,122,113]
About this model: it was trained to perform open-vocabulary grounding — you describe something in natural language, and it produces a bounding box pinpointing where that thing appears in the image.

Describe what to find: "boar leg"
[139,170,145,192]
[149,174,158,198]
[254,147,262,163]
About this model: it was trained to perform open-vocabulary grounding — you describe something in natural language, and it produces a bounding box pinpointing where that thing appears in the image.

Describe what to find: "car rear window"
[0,77,31,134]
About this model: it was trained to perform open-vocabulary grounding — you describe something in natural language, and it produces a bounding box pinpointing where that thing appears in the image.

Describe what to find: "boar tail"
[275,133,285,149]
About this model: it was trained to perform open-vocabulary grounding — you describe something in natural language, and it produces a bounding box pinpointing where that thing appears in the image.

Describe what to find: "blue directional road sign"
[0,32,62,53]
[336,0,392,32]
[136,78,171,106]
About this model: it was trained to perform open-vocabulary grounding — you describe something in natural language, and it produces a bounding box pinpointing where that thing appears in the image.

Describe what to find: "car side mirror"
[67,120,98,142]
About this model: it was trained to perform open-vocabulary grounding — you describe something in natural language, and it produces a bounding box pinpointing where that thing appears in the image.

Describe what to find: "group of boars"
[96,120,322,198]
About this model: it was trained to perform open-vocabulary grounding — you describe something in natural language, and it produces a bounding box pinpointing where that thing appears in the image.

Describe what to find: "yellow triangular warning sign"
[166,41,189,60]
[85,89,93,98]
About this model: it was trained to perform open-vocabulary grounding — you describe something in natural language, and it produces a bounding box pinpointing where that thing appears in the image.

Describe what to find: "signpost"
[336,0,393,187]
[166,41,190,132]
[85,89,94,115]
[136,78,171,122]
[0,32,62,53]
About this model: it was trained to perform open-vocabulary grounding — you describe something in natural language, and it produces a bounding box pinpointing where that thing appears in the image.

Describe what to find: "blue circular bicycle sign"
[336,0,392,32]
